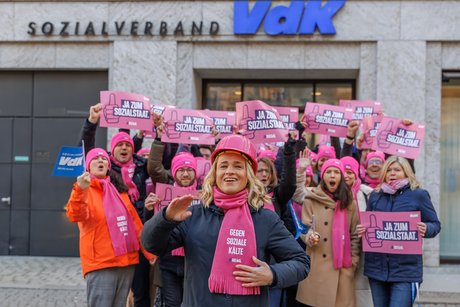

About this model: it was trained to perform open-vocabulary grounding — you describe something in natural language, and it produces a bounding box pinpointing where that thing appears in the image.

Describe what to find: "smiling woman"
[141,134,310,307]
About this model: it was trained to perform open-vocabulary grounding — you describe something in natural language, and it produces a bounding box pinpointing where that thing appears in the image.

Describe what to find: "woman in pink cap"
[141,134,309,307]
[340,156,373,307]
[296,159,360,307]
[65,148,155,307]
[363,151,386,189]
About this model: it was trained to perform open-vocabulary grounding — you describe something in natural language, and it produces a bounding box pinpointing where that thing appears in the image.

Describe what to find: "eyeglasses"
[177,168,194,174]
[368,159,383,166]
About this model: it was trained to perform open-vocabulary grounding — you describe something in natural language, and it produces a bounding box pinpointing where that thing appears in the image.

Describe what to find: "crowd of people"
[65,103,441,307]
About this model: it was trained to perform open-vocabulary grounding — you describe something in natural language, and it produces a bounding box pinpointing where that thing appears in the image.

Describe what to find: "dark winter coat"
[141,203,310,307]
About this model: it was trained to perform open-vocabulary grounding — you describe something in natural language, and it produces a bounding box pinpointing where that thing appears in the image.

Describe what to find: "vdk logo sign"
[234,0,346,35]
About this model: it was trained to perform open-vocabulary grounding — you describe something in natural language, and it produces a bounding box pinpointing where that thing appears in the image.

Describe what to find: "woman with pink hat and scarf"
[141,134,309,307]
[66,148,155,307]
[296,159,360,307]
[340,156,374,307]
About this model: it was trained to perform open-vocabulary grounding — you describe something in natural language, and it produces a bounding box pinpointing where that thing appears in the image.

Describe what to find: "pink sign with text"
[236,100,288,144]
[100,91,152,130]
[273,106,299,130]
[303,102,354,137]
[196,158,212,187]
[201,110,236,137]
[339,100,383,121]
[144,104,176,139]
[360,115,383,149]
[372,117,425,159]
[361,211,422,255]
[154,183,201,214]
[162,108,215,145]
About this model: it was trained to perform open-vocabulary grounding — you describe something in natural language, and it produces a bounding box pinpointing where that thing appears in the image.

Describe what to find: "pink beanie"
[258,150,277,161]
[310,152,318,163]
[110,132,134,154]
[85,148,111,171]
[365,151,385,167]
[137,148,150,156]
[295,159,314,177]
[171,152,197,177]
[340,156,359,179]
[320,159,344,179]
[317,145,336,161]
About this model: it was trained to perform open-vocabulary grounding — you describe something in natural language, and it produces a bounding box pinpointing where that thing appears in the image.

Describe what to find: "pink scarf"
[93,175,139,256]
[112,158,140,203]
[364,175,380,189]
[208,187,259,295]
[381,178,409,195]
[326,194,352,270]
[171,181,197,257]
[350,178,362,221]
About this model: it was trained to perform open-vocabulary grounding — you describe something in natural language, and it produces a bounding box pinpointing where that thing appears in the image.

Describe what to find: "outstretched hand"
[165,194,194,222]
[88,103,102,124]
[233,256,273,287]
[298,148,311,171]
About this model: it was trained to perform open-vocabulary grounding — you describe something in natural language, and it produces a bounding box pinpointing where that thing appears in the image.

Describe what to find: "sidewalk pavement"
[0,256,460,307]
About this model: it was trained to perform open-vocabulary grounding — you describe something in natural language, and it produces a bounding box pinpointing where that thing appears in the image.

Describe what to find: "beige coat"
[296,186,360,307]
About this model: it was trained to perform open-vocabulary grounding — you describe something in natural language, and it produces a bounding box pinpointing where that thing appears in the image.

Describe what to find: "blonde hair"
[200,155,270,210]
[376,155,420,191]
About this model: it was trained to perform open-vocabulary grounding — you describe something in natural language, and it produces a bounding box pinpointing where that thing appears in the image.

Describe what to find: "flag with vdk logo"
[52,146,85,177]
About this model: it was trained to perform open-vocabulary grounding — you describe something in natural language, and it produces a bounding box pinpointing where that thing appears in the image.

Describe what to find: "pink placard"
[339,100,383,121]
[100,91,152,130]
[236,100,288,144]
[273,106,299,130]
[196,158,212,187]
[371,117,425,159]
[360,211,422,255]
[154,183,201,214]
[201,110,236,137]
[161,108,215,145]
[144,104,176,139]
[359,115,383,149]
[302,102,354,137]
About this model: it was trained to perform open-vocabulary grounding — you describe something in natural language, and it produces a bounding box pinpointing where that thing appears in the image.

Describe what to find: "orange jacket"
[66,179,155,276]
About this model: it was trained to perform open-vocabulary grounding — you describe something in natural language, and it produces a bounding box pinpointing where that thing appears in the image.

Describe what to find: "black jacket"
[141,203,310,307]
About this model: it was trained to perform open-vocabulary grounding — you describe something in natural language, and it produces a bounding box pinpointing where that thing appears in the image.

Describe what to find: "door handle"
[1,197,11,206]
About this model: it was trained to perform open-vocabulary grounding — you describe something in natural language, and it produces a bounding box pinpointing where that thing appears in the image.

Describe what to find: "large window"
[203,80,354,111]
[441,75,460,260]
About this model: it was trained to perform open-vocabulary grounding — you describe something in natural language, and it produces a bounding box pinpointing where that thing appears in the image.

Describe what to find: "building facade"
[0,0,459,266]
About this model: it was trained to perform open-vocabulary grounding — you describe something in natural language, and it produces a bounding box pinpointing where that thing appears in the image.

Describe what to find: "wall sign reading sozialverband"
[27,20,220,37]
[234,0,346,35]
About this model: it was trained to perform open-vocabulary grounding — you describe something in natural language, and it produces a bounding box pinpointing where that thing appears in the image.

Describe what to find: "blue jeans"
[368,278,416,307]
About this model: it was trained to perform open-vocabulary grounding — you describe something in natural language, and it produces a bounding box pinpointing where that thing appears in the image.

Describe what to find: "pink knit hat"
[258,150,277,161]
[110,132,134,154]
[340,156,359,179]
[295,159,314,177]
[365,151,385,167]
[171,152,197,178]
[320,159,344,179]
[85,148,111,171]
[317,145,336,161]
[136,148,150,157]
[310,152,318,163]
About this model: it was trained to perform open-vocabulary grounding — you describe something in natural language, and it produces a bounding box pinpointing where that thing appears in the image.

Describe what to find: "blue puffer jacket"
[141,203,310,307]
[364,185,441,283]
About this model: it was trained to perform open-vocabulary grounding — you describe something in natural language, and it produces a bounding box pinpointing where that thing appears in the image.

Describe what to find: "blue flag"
[288,200,309,240]
[52,146,85,177]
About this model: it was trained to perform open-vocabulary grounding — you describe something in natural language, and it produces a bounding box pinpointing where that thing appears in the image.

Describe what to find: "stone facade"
[1,0,459,265]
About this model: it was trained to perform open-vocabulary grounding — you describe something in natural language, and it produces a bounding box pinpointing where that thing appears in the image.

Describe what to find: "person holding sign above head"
[356,156,441,307]
[65,148,156,307]
[296,159,360,307]
[141,134,310,307]
[78,103,155,307]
